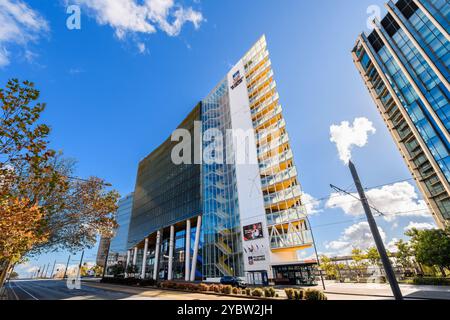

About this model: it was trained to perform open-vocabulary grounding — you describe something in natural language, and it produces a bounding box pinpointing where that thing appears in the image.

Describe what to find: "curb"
[324,291,432,300]
[83,281,279,301]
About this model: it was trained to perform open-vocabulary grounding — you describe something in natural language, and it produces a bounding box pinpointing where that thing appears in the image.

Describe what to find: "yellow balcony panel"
[258,141,289,160]
[265,197,301,211]
[263,177,298,194]
[271,244,312,253]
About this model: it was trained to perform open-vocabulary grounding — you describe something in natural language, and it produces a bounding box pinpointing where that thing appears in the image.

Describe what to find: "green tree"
[366,247,381,267]
[0,79,120,289]
[319,255,338,280]
[90,265,104,277]
[395,239,414,270]
[406,227,450,277]
[351,248,368,269]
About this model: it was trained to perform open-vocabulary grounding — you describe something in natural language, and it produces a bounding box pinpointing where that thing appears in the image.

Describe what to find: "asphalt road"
[5,279,247,300]
[6,279,134,300]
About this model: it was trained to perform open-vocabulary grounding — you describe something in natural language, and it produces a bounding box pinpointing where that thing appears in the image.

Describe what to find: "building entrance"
[272,264,317,286]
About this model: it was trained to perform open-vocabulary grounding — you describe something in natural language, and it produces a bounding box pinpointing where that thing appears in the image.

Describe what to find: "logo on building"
[231,70,243,90]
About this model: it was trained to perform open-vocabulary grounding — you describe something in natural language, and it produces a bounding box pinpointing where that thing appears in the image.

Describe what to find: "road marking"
[13,281,39,300]
[8,282,19,300]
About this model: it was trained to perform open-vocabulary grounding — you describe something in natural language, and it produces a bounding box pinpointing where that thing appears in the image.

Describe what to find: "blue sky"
[0,0,437,277]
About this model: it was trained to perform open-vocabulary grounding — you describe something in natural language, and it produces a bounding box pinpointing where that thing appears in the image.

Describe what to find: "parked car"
[220,276,247,288]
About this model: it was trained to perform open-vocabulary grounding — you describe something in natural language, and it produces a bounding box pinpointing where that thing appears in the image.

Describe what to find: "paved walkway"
[320,281,450,300]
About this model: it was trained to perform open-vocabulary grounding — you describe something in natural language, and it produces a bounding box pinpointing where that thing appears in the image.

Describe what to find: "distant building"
[96,237,111,267]
[352,0,450,228]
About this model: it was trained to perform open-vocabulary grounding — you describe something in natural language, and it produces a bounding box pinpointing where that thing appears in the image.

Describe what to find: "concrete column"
[168,225,175,281]
[141,238,149,279]
[125,250,131,278]
[153,230,161,280]
[190,216,202,281]
[185,219,191,281]
[132,246,138,275]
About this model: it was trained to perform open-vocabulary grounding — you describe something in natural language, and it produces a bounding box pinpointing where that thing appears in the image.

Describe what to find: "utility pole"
[347,160,403,300]
[305,215,326,291]
[44,263,50,279]
[76,251,85,280]
[63,255,71,279]
[50,260,56,279]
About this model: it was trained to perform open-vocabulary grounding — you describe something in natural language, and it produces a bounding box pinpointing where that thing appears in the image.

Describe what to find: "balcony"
[256,118,285,141]
[258,133,289,155]
[248,69,274,95]
[249,81,277,105]
[266,207,307,226]
[263,186,301,205]
[251,92,279,118]
[259,149,293,172]
[253,105,283,129]
[270,230,313,251]
[261,167,297,188]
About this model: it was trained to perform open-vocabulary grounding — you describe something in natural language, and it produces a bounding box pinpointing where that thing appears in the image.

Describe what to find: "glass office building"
[352,0,450,228]
[106,193,134,267]
[125,36,316,285]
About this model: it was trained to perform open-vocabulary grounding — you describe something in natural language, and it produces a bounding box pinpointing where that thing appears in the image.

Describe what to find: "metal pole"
[141,238,149,279]
[305,216,326,290]
[185,220,191,281]
[76,251,84,280]
[63,255,71,279]
[348,160,403,300]
[50,260,56,279]
[190,216,202,282]
[44,263,50,278]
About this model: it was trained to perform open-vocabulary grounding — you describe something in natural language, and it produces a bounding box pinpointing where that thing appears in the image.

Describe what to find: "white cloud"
[326,182,431,222]
[72,0,204,40]
[387,238,400,253]
[137,42,146,54]
[404,221,435,233]
[330,117,376,164]
[325,222,386,256]
[302,192,322,215]
[0,0,49,67]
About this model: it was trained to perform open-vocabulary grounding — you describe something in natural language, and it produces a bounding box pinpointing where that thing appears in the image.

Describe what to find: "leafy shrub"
[295,289,305,300]
[232,287,241,295]
[251,288,264,297]
[284,288,295,300]
[412,277,450,286]
[221,285,232,294]
[263,287,276,298]
[304,289,327,300]
[199,283,210,292]
[209,284,219,292]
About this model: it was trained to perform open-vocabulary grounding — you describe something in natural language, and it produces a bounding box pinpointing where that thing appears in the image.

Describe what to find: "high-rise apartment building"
[125,36,316,285]
[352,0,450,228]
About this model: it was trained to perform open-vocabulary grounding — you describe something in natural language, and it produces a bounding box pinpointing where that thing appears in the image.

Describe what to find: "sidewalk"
[320,281,450,300]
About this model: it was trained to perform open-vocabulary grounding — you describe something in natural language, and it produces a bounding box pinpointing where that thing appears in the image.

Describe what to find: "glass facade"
[352,0,450,228]
[128,105,202,249]
[108,193,134,265]
[201,80,245,279]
